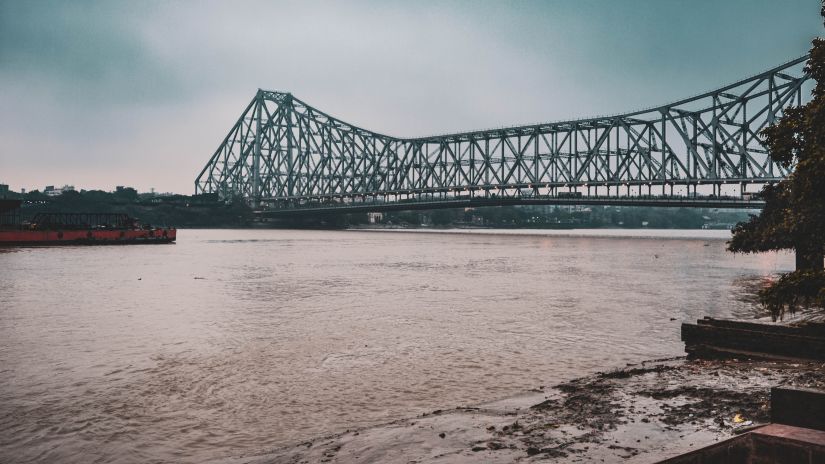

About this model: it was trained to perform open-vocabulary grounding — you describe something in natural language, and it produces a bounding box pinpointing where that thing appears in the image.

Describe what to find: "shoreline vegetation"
[345,226,737,241]
[220,356,825,464]
[3,188,756,230]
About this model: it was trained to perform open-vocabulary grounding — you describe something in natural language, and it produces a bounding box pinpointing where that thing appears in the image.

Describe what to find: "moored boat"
[0,199,176,245]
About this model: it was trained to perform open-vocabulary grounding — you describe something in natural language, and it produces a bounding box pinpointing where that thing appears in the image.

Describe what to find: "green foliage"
[729,4,825,313]
[430,209,457,226]
[84,190,116,202]
[379,205,743,229]
[114,187,139,202]
[760,271,825,321]
[398,211,421,225]
[24,190,48,202]
[19,189,248,227]
[728,183,796,252]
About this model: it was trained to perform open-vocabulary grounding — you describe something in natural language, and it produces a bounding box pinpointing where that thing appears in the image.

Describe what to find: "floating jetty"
[682,317,825,362]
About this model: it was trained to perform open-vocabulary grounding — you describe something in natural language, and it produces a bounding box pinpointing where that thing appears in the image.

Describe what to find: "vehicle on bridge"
[558,192,583,199]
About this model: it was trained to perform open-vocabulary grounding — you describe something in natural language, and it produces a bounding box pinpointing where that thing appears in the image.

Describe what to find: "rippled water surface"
[0,229,793,463]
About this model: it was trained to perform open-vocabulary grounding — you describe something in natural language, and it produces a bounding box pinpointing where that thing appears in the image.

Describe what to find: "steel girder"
[195,55,810,208]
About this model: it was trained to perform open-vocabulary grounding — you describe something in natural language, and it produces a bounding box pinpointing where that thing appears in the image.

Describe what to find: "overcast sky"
[1,0,822,194]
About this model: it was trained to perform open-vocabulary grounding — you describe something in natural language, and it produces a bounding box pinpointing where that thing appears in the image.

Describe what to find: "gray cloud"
[0,1,184,104]
[0,0,821,193]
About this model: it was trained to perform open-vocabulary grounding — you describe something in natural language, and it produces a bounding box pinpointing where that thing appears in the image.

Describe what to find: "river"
[0,229,793,463]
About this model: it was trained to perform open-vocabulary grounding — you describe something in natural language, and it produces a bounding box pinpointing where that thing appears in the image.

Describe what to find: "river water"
[0,229,793,463]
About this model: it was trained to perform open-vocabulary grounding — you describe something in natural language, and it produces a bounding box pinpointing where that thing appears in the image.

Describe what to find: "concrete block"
[771,387,825,432]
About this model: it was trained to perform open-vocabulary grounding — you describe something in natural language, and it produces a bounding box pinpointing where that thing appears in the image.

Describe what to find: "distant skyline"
[1,0,823,194]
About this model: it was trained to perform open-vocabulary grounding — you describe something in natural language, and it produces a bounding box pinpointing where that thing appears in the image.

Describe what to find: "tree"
[430,209,456,226]
[24,190,48,202]
[114,187,139,202]
[728,3,825,319]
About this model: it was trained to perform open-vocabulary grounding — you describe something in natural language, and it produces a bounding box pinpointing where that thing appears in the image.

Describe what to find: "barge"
[0,199,176,245]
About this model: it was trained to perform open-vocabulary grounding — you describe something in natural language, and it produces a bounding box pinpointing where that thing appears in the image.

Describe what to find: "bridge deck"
[256,195,764,217]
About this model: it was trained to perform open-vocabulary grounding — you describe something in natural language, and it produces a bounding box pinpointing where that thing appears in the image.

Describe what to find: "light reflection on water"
[0,229,792,463]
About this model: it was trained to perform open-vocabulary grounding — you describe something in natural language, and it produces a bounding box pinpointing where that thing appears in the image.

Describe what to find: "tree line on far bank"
[379,206,750,230]
[8,185,753,231]
[12,188,250,228]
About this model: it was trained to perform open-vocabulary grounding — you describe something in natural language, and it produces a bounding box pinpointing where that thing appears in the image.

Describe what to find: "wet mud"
[221,358,825,464]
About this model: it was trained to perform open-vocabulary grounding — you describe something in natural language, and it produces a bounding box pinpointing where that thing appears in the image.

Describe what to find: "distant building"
[367,212,384,224]
[0,184,8,194]
[44,185,76,197]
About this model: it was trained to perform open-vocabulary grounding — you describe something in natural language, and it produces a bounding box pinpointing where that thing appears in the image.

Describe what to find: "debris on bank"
[217,358,825,464]
[658,386,825,463]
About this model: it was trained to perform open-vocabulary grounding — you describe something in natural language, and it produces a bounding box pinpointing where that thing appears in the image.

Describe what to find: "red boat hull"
[0,228,176,245]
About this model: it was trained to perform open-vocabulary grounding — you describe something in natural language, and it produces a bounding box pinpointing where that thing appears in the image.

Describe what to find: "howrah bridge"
[195,55,811,216]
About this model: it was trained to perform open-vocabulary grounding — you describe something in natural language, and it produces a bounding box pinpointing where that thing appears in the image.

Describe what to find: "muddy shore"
[216,357,825,464]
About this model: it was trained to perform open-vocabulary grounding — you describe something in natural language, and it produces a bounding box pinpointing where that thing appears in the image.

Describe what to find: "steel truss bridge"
[195,55,810,216]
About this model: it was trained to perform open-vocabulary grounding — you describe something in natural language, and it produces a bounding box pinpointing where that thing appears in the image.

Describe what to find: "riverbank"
[219,357,825,464]
[347,226,736,241]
